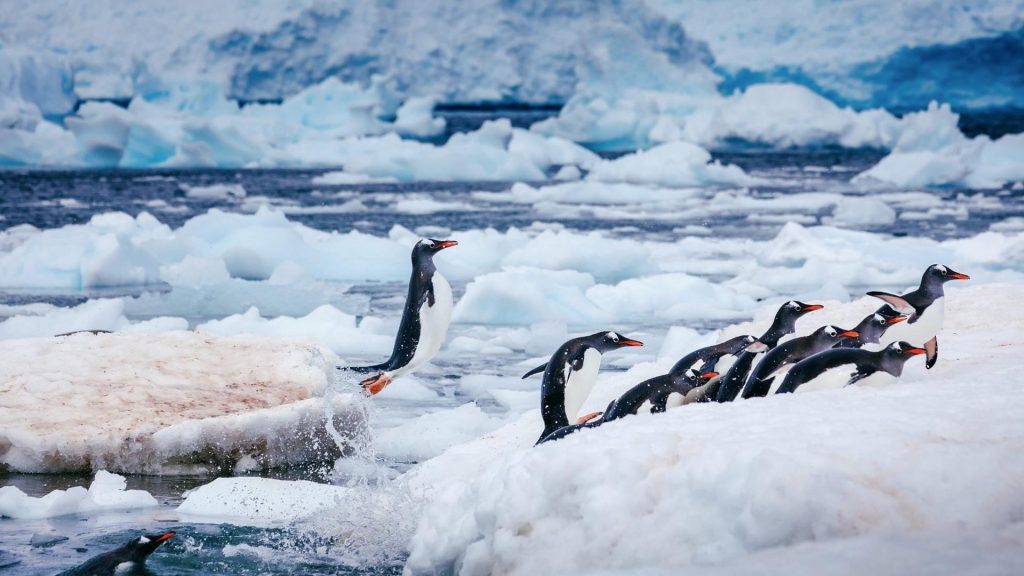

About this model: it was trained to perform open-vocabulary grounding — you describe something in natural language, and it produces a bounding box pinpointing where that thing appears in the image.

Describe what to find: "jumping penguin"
[867,264,969,369]
[57,531,174,576]
[347,238,457,395]
[531,331,643,443]
[775,341,927,394]
[740,325,860,399]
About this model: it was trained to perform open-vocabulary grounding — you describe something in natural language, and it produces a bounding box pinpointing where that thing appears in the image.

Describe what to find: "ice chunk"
[587,141,754,187]
[178,477,347,526]
[180,182,247,199]
[0,471,157,519]
[0,332,364,474]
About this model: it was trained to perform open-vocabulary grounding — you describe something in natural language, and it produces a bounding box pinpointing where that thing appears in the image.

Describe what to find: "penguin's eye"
[826,327,836,337]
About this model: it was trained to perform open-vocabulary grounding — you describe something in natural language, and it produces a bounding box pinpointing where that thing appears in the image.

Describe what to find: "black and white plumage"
[531,331,643,443]
[713,300,824,403]
[652,335,767,409]
[535,369,717,446]
[775,341,927,394]
[834,307,908,350]
[867,264,969,369]
[57,531,174,576]
[740,325,859,399]
[347,238,457,395]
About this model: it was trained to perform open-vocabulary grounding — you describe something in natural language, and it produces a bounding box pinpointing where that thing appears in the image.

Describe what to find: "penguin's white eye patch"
[892,342,903,352]
[826,327,836,337]
[873,314,884,323]
[936,265,948,274]
[787,301,800,309]
[138,536,151,544]
[607,332,618,342]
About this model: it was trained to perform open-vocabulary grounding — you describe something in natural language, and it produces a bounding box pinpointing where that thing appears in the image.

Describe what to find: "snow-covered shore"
[0,332,362,474]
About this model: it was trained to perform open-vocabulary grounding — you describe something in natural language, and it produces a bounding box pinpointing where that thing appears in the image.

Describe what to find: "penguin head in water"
[586,331,644,353]
[121,531,176,563]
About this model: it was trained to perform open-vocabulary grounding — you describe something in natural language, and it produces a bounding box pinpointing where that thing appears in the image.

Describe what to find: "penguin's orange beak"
[838,330,859,338]
[435,240,458,249]
[904,346,927,355]
[700,371,718,380]
[886,315,908,325]
[155,532,175,543]
[801,304,824,312]
[949,271,970,280]
[619,338,644,347]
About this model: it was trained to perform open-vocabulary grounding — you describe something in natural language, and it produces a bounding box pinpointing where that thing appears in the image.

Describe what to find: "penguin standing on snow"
[535,369,717,446]
[529,331,643,443]
[347,238,458,395]
[775,341,927,394]
[713,300,824,403]
[58,531,174,576]
[740,325,860,398]
[867,264,969,369]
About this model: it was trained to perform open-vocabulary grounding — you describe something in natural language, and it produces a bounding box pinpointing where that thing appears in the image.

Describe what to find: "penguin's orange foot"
[576,411,603,425]
[360,373,392,396]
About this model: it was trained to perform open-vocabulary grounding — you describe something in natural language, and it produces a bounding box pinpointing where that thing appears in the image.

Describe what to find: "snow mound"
[586,141,754,187]
[403,283,1024,574]
[177,476,347,526]
[0,332,364,474]
[0,471,157,519]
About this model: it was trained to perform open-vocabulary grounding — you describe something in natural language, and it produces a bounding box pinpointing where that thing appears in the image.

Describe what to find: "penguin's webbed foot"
[576,411,603,425]
[360,373,392,396]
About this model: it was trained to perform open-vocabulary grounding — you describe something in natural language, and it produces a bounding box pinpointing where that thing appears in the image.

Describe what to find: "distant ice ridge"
[0,332,363,474]
[0,471,157,519]
[402,284,1024,574]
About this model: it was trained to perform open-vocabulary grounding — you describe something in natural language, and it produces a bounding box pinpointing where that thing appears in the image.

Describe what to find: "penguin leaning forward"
[57,531,174,576]
[527,331,643,443]
[346,238,458,395]
[775,341,927,394]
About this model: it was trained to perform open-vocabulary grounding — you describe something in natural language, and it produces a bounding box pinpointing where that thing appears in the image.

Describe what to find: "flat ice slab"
[0,332,363,474]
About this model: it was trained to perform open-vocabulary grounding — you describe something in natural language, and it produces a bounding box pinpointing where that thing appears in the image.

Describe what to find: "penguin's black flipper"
[342,362,389,374]
[846,369,873,386]
[522,362,548,379]
[924,336,938,369]
[866,291,915,316]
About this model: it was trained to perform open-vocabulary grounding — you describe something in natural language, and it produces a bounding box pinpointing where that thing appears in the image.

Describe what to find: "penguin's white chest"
[563,348,602,420]
[794,365,856,393]
[883,297,944,347]
[398,273,453,376]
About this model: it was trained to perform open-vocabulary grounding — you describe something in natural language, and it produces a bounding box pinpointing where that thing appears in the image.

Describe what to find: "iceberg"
[0,471,157,519]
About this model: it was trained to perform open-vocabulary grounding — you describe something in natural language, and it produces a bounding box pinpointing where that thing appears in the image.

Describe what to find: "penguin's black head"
[925,264,970,283]
[590,331,644,353]
[686,369,718,383]
[818,325,860,341]
[774,300,824,326]
[414,238,458,256]
[884,341,927,358]
[125,531,175,562]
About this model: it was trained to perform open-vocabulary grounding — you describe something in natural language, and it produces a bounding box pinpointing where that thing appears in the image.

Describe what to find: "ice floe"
[0,332,362,474]
[0,471,157,519]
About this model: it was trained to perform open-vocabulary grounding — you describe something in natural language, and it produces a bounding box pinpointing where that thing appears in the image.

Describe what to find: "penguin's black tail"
[521,362,548,379]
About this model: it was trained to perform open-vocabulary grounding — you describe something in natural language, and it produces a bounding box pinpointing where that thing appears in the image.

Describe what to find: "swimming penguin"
[834,307,908,349]
[713,300,824,403]
[535,369,716,446]
[652,335,767,410]
[740,325,860,398]
[867,264,969,369]
[57,531,174,576]
[533,331,643,443]
[775,341,927,394]
[347,238,458,395]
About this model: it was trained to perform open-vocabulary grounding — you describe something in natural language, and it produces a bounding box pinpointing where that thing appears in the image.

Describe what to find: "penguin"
[651,335,767,410]
[57,531,174,576]
[346,238,458,395]
[740,325,860,398]
[535,369,717,446]
[867,264,969,369]
[713,300,824,403]
[775,341,927,394]
[831,307,907,351]
[533,331,643,443]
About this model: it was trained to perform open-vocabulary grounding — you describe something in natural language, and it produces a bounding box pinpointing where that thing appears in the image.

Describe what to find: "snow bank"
[0,332,364,474]
[0,471,157,519]
[403,283,1024,574]
[177,477,346,526]
[857,103,1024,189]
[374,403,506,462]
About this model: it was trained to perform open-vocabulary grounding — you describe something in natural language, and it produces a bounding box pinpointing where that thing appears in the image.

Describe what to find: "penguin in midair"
[651,335,767,410]
[347,238,458,395]
[532,331,643,443]
[775,341,927,394]
[834,307,908,349]
[867,264,969,369]
[713,300,824,403]
[740,324,860,399]
[535,369,717,446]
[57,531,174,576]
